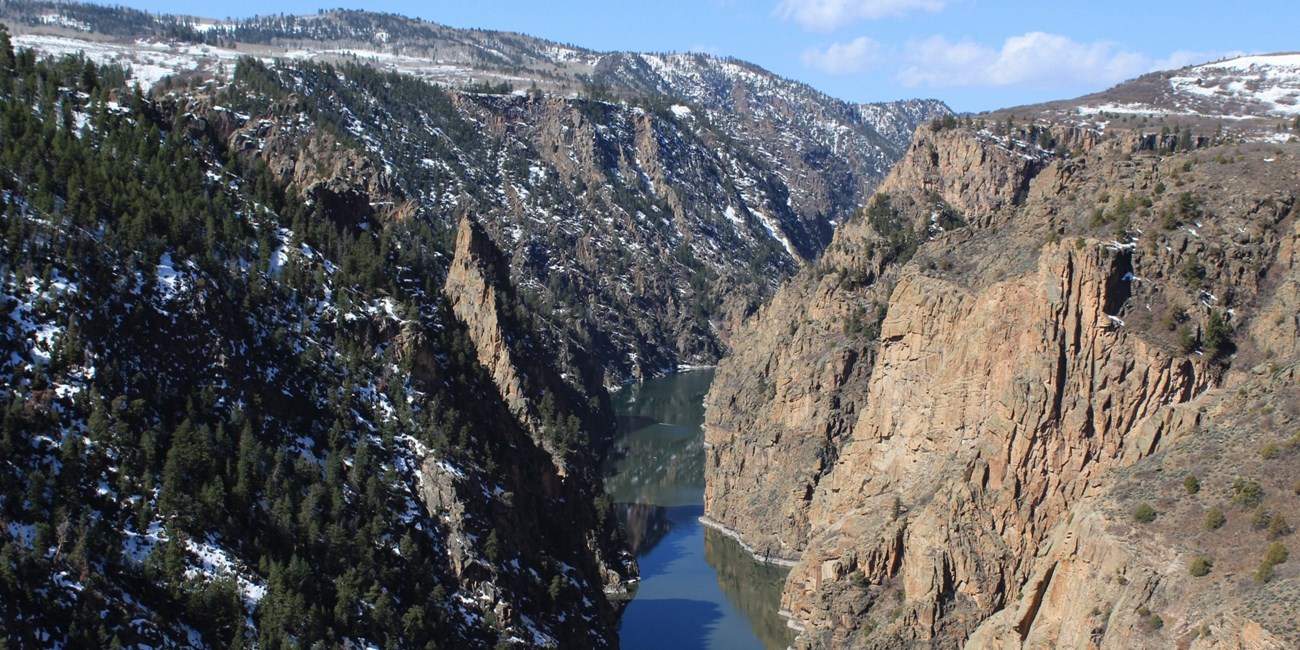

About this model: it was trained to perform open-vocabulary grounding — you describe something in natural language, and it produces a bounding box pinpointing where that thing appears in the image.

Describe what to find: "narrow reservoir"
[605,370,794,650]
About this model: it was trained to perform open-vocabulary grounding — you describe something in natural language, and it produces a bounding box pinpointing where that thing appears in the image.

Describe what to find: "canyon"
[1,1,1298,647]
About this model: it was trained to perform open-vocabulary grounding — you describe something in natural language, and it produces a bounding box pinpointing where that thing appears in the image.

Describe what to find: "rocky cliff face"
[707,118,1300,647]
[703,265,880,560]
[966,359,1300,649]
[784,237,1213,647]
[443,214,613,471]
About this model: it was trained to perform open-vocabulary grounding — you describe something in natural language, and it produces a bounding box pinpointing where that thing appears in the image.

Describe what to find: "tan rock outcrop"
[703,124,1066,561]
[444,215,540,444]
[1249,217,1300,361]
[704,269,879,559]
[967,364,1300,650]
[783,238,1210,647]
[707,121,1300,647]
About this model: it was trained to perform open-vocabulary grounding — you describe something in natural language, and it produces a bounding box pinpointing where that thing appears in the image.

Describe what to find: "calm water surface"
[605,370,794,650]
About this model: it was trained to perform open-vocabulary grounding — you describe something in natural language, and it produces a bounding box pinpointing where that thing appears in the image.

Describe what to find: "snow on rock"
[1170,53,1300,117]
[722,205,743,227]
[39,14,92,32]
[13,34,243,89]
[184,536,269,607]
[156,252,186,298]
[1069,52,1300,140]
[753,210,798,259]
[5,522,37,549]
[6,267,79,368]
[122,520,166,565]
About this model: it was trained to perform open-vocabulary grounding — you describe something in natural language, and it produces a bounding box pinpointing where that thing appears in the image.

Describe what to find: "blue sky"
[109,1,1295,112]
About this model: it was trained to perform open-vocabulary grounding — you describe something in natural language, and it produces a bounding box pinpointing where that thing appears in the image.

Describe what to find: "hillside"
[705,55,1300,648]
[0,0,948,382]
[1017,52,1300,139]
[0,26,642,648]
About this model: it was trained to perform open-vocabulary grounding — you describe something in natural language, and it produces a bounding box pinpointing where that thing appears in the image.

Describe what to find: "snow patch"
[156,252,186,298]
[722,205,743,227]
[752,210,798,259]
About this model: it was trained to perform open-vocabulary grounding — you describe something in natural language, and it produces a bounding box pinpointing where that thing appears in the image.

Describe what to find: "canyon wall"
[707,121,1300,647]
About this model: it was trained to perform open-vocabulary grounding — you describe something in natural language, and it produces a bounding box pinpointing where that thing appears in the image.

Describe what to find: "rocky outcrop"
[703,123,1067,561]
[968,364,1300,650]
[411,384,635,647]
[443,212,616,465]
[440,211,634,607]
[444,216,541,446]
[1249,217,1300,361]
[206,97,416,225]
[784,238,1211,647]
[707,120,1300,647]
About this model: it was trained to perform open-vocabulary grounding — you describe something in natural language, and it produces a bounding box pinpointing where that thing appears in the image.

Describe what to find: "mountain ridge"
[986,52,1300,145]
[0,0,951,382]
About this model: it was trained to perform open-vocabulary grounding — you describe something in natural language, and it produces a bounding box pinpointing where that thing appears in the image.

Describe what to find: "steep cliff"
[707,116,1300,647]
[444,214,615,469]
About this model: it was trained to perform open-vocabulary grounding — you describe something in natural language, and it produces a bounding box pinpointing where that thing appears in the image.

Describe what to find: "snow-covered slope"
[1045,52,1300,142]
[12,33,241,89]
[1169,53,1300,117]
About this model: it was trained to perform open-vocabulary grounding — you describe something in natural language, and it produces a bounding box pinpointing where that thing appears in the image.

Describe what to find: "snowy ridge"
[1068,52,1300,135]
[12,33,242,89]
[1170,53,1300,117]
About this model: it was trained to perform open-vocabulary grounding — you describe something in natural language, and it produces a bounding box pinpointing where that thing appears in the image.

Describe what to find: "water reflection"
[618,502,671,556]
[606,370,794,650]
[705,527,797,649]
[606,422,704,508]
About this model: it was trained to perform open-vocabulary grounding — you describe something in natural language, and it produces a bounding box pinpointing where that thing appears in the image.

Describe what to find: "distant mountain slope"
[1006,52,1300,142]
[1164,54,1300,117]
[0,0,948,380]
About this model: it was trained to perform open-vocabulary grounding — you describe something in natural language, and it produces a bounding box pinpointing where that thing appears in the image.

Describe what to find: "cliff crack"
[1014,561,1057,640]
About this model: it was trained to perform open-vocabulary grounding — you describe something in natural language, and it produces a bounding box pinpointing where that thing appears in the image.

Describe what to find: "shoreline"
[697,515,800,568]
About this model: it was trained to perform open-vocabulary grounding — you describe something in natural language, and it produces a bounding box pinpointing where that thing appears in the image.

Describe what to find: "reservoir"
[605,369,794,650]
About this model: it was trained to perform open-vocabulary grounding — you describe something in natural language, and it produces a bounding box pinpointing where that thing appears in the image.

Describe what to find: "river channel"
[605,369,795,650]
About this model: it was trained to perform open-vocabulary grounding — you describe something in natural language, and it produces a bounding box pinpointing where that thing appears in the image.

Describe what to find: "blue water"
[606,370,793,650]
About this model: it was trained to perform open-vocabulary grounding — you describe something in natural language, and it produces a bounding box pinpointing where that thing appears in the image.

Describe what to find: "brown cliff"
[706,121,1300,647]
[444,215,547,457]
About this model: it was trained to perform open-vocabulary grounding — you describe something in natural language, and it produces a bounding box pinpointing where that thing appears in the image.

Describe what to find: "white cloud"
[775,0,950,31]
[802,36,883,74]
[899,32,1151,89]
